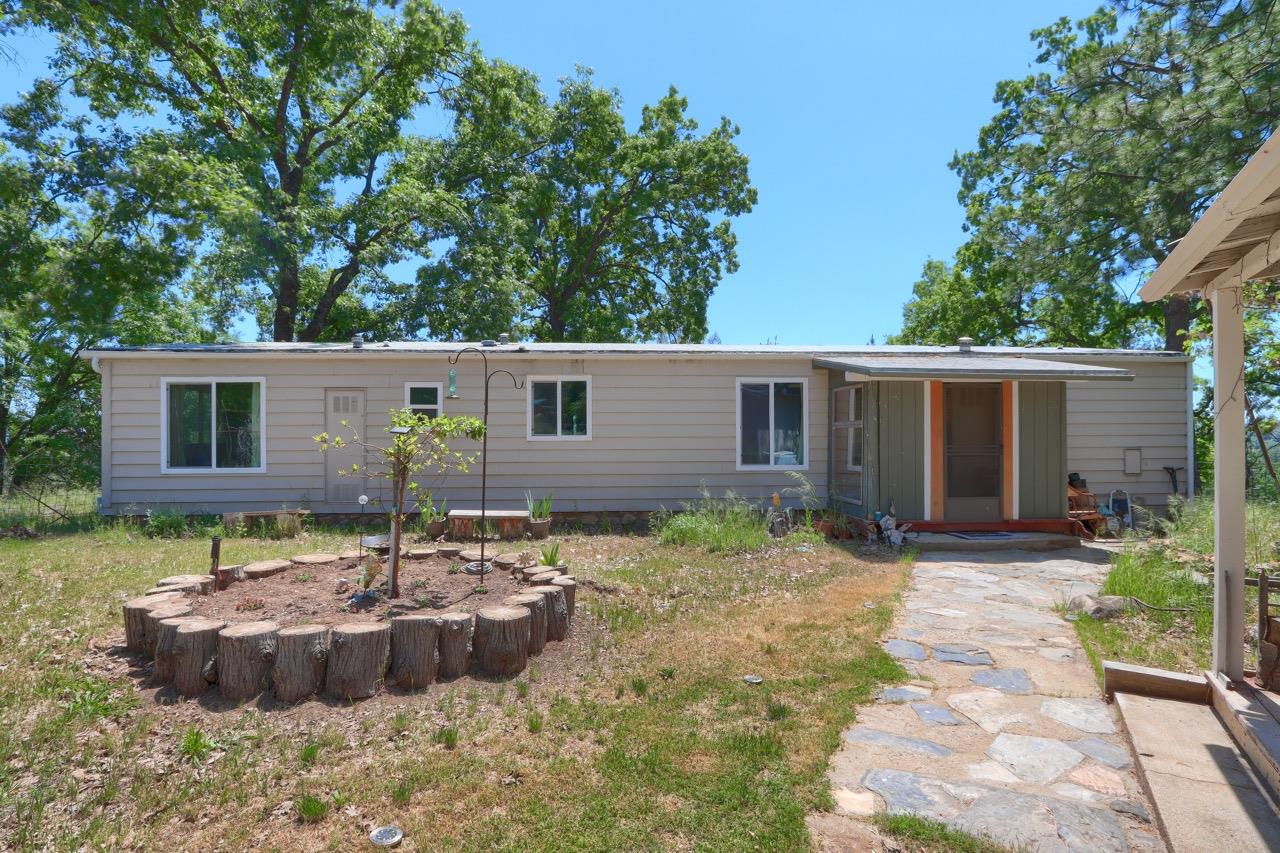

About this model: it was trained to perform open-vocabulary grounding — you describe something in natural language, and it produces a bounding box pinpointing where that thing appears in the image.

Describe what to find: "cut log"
[145,583,201,597]
[217,620,280,701]
[503,593,547,655]
[291,553,339,566]
[272,624,329,703]
[405,547,437,559]
[123,592,182,652]
[437,545,462,558]
[152,616,192,685]
[459,549,485,564]
[551,577,577,620]
[156,574,215,595]
[142,601,194,658]
[473,607,530,677]
[437,611,473,679]
[389,615,441,690]
[324,623,390,700]
[526,585,569,641]
[527,570,560,585]
[242,558,291,580]
[493,552,521,570]
[172,618,225,697]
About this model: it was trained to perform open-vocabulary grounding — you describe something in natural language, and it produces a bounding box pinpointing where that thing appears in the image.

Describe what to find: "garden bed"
[121,544,580,705]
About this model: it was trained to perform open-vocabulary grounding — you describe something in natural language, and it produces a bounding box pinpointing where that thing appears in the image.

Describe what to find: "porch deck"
[911,531,1081,552]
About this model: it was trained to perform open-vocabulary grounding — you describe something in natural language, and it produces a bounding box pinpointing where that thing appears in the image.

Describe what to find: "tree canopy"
[895,0,1280,352]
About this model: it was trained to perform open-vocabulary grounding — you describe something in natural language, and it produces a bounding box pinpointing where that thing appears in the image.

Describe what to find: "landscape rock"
[883,639,927,661]
[1042,698,1116,734]
[986,733,1084,783]
[844,727,953,757]
[932,643,993,665]
[877,685,931,703]
[969,667,1033,694]
[1072,737,1132,769]
[1066,593,1134,620]
[911,703,964,726]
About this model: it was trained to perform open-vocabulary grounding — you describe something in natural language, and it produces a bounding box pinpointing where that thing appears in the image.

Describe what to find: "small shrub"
[434,726,459,749]
[144,508,189,538]
[657,666,676,681]
[538,542,561,566]
[527,711,544,734]
[299,742,320,765]
[292,572,315,583]
[295,794,328,823]
[473,585,488,594]
[630,677,648,697]
[447,563,461,575]
[655,490,769,553]
[179,728,215,763]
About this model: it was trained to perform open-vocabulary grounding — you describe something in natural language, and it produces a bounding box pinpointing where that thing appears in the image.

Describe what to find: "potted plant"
[419,493,448,539]
[832,512,852,540]
[526,491,553,539]
[814,510,835,538]
[539,542,568,572]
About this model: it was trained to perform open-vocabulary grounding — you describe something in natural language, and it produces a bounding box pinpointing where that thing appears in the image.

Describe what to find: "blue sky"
[4,1,1101,345]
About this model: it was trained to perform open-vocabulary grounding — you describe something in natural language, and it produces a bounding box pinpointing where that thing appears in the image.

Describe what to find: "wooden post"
[324,623,389,700]
[503,593,547,655]
[218,621,279,701]
[152,617,190,685]
[551,576,577,621]
[389,615,440,690]
[473,607,530,676]
[526,584,569,641]
[142,601,193,658]
[1211,283,1247,681]
[272,625,329,703]
[172,618,225,697]
[123,592,181,652]
[437,612,473,679]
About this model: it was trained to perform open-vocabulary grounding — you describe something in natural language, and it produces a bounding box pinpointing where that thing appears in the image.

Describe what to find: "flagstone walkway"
[815,548,1165,852]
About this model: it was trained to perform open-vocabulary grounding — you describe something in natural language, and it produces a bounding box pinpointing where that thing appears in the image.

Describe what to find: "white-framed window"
[736,377,808,470]
[833,383,865,504]
[161,377,266,473]
[404,382,443,418]
[527,375,591,440]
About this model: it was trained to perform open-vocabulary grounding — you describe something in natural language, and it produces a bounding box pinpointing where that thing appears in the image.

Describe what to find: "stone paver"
[817,548,1162,853]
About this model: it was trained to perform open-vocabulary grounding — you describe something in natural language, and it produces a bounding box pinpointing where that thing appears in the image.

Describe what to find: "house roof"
[1143,129,1280,300]
[79,341,1187,361]
[813,354,1134,381]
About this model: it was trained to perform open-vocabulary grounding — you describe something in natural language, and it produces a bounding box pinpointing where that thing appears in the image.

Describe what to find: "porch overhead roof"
[1142,130,1280,300]
[812,354,1134,381]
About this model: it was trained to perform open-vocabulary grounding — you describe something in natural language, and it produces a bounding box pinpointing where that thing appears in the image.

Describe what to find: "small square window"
[528,377,591,440]
[405,383,443,418]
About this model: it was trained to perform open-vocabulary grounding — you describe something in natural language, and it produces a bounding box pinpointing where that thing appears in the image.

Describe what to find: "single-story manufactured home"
[81,341,1192,526]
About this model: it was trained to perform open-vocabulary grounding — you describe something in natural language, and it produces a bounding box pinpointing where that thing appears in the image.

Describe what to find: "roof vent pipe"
[498,332,510,345]
[480,338,498,347]
[351,334,363,350]
[957,336,973,353]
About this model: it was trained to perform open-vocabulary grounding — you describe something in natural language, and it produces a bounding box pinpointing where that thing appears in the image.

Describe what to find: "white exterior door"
[325,389,366,507]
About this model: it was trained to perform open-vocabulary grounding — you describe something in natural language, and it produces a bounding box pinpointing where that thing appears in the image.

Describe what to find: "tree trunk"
[123,592,182,652]
[324,623,389,700]
[1163,294,1191,353]
[503,593,547,655]
[551,577,577,620]
[152,617,190,685]
[272,624,329,703]
[473,607,530,677]
[142,602,193,658]
[156,574,214,595]
[217,620,280,702]
[172,618,225,697]
[1246,394,1280,491]
[273,253,301,341]
[389,614,440,690]
[526,585,569,641]
[437,611,473,679]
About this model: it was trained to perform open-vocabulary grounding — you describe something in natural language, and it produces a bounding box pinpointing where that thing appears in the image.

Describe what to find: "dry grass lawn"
[0,522,909,851]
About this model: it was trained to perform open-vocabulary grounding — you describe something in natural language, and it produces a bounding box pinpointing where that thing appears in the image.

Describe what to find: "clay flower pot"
[528,518,551,540]
[424,520,446,539]
[814,520,834,537]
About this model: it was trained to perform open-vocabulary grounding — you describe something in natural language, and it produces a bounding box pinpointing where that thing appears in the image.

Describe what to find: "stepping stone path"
[817,548,1164,853]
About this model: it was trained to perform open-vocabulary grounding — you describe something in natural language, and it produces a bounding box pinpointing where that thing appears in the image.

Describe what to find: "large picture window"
[527,376,591,440]
[162,378,265,472]
[832,384,865,504]
[404,382,443,418]
[736,378,807,470]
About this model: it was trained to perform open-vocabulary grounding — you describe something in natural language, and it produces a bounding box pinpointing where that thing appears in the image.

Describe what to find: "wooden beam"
[1206,225,1280,293]
[1207,670,1280,802]
[929,382,944,521]
[1211,284,1247,681]
[1103,660,1210,703]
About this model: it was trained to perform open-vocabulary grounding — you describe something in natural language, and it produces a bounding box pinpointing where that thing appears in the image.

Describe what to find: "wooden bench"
[222,509,311,535]
[447,509,529,540]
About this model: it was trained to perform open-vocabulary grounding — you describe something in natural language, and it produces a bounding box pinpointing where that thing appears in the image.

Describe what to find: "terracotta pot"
[528,518,551,540]
[837,527,853,540]
[424,520,446,539]
[814,520,834,537]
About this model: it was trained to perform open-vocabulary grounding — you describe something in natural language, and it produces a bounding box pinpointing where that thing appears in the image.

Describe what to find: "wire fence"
[0,484,99,531]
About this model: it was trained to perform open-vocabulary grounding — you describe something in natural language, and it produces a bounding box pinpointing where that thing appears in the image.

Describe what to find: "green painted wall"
[1018,381,1067,518]
[875,381,924,519]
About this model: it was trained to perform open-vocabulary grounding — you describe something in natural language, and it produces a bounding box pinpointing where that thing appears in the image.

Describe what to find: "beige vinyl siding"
[1018,381,1068,518]
[1055,354,1191,512]
[102,355,828,514]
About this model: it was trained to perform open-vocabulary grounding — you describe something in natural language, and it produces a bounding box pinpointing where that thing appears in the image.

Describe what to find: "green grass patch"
[654,492,771,552]
[873,813,1016,852]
